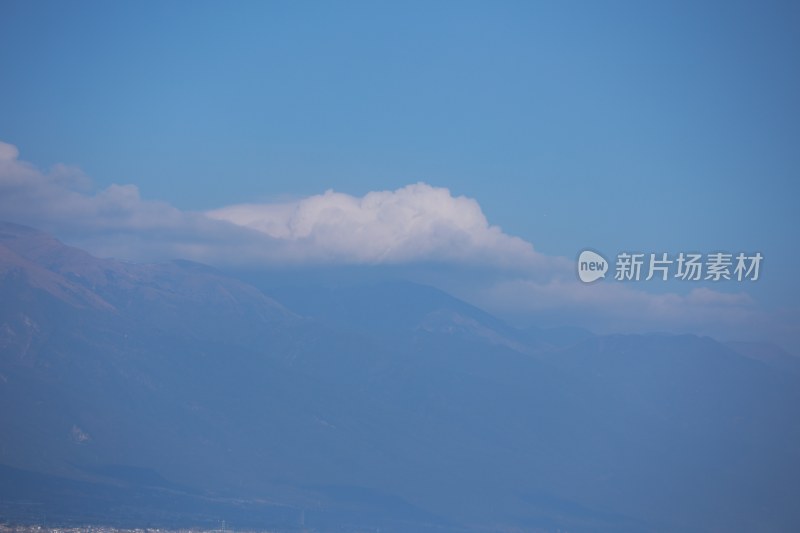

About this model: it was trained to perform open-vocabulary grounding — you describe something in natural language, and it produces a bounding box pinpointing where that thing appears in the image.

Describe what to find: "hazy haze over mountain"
[2,222,799,532]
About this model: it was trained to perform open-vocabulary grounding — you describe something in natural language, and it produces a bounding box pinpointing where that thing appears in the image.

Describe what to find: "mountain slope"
[1,222,800,532]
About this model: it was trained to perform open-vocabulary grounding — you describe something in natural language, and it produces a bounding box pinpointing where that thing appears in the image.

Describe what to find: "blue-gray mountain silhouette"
[1,221,799,532]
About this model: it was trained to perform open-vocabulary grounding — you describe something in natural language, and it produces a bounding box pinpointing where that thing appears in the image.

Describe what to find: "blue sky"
[1,1,798,348]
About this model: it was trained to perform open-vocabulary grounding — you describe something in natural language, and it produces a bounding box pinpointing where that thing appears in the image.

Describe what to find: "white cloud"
[0,142,20,161]
[465,277,768,341]
[0,141,182,231]
[0,140,257,262]
[206,183,543,266]
[0,140,550,269]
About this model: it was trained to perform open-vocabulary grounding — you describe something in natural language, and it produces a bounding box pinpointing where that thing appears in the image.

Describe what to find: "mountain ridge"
[1,222,799,533]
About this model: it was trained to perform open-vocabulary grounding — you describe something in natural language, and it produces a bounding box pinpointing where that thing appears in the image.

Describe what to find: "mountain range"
[1,221,799,532]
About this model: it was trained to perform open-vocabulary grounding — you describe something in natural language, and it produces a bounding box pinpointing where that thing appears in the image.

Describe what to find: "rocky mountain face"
[1,221,799,533]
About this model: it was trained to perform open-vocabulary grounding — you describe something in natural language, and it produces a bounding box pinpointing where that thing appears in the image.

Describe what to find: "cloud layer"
[0,140,786,348]
[469,278,764,338]
[206,184,541,265]
[0,141,546,269]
